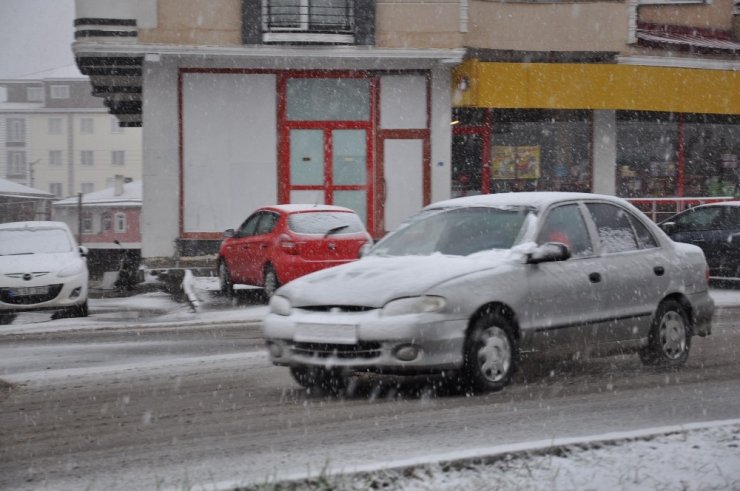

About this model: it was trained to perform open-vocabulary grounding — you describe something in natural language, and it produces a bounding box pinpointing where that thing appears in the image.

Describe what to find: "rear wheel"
[290,366,348,395]
[263,265,280,300]
[462,310,518,393]
[639,299,691,367]
[218,261,234,297]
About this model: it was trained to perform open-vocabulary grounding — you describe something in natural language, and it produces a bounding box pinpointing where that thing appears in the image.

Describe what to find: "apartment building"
[0,72,142,200]
[71,0,739,263]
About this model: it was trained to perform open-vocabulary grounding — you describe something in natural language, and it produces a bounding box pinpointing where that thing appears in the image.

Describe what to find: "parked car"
[659,201,740,284]
[0,221,89,324]
[264,192,714,394]
[217,204,372,298]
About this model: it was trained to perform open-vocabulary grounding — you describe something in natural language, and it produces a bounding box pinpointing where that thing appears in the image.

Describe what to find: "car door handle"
[654,266,665,276]
[589,272,601,283]
[259,244,268,249]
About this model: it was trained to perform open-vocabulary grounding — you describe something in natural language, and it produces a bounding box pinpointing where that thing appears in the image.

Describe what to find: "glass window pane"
[288,211,365,234]
[268,0,302,28]
[684,122,740,197]
[452,134,483,197]
[310,0,351,30]
[290,129,324,185]
[334,190,366,224]
[616,118,678,197]
[586,203,639,254]
[538,204,593,257]
[287,78,369,121]
[333,130,366,185]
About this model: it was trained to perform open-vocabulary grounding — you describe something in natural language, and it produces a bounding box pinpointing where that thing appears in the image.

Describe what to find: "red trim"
[677,114,685,197]
[178,71,184,237]
[182,232,223,240]
[277,73,289,204]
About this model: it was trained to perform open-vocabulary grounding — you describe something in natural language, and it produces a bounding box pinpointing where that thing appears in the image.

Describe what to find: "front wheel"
[218,261,234,297]
[639,299,691,367]
[462,310,518,393]
[263,265,280,300]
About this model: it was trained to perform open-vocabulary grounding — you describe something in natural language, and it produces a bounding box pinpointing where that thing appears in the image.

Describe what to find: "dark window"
[256,212,280,235]
[237,214,262,237]
[538,204,592,257]
[673,207,723,232]
[586,203,639,254]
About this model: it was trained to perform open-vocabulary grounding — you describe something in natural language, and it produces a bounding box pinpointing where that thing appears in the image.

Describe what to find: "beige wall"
[376,1,463,48]
[639,0,736,31]
[139,0,242,45]
[465,1,630,53]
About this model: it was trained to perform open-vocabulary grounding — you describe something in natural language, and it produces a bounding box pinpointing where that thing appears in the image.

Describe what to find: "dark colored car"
[217,204,372,298]
[659,201,740,283]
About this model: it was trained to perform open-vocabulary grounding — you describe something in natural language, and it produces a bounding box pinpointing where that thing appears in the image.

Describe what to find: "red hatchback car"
[217,204,372,298]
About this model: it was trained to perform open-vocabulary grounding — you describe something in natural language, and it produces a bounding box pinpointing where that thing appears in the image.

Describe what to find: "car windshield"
[288,211,365,235]
[0,227,73,255]
[370,206,530,257]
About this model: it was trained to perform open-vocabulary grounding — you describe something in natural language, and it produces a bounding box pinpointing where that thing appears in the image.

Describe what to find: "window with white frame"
[49,182,63,197]
[48,118,63,135]
[115,212,127,233]
[112,150,125,166]
[6,151,26,178]
[6,118,25,142]
[80,150,94,166]
[82,211,94,234]
[80,118,94,134]
[81,182,95,194]
[49,150,63,166]
[111,118,123,134]
[101,212,112,231]
[27,87,44,102]
[50,85,70,99]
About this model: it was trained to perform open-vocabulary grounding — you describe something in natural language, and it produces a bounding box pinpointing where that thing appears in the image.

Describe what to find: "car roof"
[0,220,72,231]
[426,192,626,212]
[260,204,357,214]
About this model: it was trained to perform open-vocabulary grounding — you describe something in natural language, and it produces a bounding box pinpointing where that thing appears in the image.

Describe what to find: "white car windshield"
[0,227,74,255]
[370,206,531,257]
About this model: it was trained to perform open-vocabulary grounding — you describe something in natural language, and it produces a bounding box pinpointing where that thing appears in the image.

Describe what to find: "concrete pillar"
[592,110,617,195]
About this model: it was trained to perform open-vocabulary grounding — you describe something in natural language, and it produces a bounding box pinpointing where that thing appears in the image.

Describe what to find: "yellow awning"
[453,59,740,115]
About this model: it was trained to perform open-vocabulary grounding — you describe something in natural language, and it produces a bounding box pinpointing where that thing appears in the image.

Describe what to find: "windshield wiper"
[324,225,349,238]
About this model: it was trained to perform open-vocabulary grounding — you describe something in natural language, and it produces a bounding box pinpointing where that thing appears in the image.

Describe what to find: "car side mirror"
[660,222,676,235]
[79,245,89,257]
[527,242,571,264]
[223,228,235,238]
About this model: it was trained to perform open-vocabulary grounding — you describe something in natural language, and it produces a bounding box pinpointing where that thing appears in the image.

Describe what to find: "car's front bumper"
[0,274,88,313]
[263,309,468,373]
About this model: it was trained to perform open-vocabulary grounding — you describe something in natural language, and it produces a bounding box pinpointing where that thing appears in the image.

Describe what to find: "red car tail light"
[706,267,711,286]
[279,234,299,255]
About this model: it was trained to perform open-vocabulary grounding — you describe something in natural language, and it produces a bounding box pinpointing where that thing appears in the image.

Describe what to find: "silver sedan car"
[264,192,713,393]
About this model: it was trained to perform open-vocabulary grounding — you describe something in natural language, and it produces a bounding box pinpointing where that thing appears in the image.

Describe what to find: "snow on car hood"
[279,250,518,307]
[0,252,82,276]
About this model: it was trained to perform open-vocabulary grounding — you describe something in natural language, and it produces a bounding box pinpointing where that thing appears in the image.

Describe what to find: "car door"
[241,211,280,285]
[667,206,724,273]
[525,203,604,352]
[714,206,740,279]
[584,202,669,344]
[226,212,262,283]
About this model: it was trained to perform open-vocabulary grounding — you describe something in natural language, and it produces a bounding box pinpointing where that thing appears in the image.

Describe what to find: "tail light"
[279,234,299,255]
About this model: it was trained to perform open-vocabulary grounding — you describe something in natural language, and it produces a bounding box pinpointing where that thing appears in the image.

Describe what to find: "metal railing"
[263,0,354,33]
[626,196,737,223]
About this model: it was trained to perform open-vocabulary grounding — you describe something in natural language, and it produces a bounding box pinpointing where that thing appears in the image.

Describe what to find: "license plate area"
[10,286,50,296]
[294,323,358,344]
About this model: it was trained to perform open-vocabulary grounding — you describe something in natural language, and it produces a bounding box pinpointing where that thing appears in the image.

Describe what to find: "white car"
[0,221,89,324]
[264,192,714,394]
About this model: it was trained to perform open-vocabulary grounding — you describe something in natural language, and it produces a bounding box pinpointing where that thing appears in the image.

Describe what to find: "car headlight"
[57,260,84,278]
[381,296,446,316]
[269,295,292,316]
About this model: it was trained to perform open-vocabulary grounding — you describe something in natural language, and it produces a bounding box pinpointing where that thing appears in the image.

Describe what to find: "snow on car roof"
[263,204,356,214]
[0,220,71,231]
[426,192,626,212]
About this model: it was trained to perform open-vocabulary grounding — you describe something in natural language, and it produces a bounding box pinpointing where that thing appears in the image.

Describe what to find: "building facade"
[0,75,143,200]
[71,0,739,263]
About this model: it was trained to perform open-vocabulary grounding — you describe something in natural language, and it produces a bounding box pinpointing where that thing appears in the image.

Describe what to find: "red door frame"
[277,71,376,234]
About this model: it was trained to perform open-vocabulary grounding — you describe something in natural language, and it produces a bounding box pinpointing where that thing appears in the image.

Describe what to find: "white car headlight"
[381,296,446,316]
[57,260,84,278]
[269,295,292,316]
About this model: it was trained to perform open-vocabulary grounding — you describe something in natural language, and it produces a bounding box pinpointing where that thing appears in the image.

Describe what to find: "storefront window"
[451,133,483,198]
[616,113,678,198]
[286,78,369,121]
[489,111,591,194]
[684,122,739,197]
